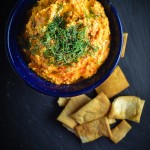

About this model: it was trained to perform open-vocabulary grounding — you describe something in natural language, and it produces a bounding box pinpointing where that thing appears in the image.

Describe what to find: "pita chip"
[121,33,128,58]
[57,94,91,129]
[76,117,112,143]
[96,66,129,98]
[109,96,145,123]
[110,120,132,144]
[57,97,71,107]
[71,92,111,124]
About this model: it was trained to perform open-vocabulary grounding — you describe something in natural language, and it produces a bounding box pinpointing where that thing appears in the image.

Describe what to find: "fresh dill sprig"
[37,16,98,65]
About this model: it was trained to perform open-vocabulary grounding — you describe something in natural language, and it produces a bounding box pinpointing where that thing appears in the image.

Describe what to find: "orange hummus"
[22,0,111,84]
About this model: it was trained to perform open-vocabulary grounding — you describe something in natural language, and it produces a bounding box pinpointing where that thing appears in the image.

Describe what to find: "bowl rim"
[5,0,123,97]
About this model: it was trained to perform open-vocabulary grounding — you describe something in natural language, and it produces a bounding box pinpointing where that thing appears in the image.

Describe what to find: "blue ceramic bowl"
[6,0,123,97]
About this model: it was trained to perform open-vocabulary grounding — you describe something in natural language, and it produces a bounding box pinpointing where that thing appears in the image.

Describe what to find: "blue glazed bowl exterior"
[5,0,123,97]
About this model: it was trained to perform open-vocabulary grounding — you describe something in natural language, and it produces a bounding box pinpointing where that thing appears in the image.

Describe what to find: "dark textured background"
[1,0,150,150]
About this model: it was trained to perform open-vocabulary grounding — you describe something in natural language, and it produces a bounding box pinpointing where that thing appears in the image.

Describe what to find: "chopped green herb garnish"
[31,16,98,65]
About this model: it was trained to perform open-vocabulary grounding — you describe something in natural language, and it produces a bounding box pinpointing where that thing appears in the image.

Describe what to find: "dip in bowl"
[6,0,123,97]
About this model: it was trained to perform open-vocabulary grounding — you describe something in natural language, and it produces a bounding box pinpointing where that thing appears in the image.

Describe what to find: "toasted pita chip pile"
[121,33,128,58]
[110,120,132,144]
[75,117,112,143]
[109,96,145,123]
[57,94,145,143]
[96,66,129,98]
[71,92,111,124]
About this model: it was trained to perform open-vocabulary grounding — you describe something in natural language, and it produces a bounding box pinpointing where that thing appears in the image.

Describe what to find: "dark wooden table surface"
[1,0,150,149]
